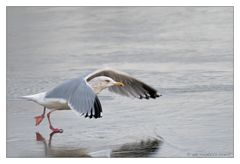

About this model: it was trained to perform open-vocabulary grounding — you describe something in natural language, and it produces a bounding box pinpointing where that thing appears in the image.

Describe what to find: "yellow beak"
[114,82,124,87]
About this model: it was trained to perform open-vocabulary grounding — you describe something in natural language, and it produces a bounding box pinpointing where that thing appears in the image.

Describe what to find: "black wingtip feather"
[85,96,102,119]
[143,84,162,99]
[138,89,161,99]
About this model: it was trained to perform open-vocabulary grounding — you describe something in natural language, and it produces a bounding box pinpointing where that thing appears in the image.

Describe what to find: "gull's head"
[88,76,124,93]
[98,76,124,87]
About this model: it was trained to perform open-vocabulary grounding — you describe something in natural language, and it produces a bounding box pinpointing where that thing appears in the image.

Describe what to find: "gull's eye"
[105,80,110,82]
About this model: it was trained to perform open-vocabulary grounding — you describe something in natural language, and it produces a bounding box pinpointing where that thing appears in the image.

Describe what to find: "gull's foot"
[34,115,44,126]
[50,127,63,133]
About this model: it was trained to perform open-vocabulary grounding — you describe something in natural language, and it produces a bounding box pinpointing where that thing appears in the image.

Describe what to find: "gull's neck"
[87,81,108,94]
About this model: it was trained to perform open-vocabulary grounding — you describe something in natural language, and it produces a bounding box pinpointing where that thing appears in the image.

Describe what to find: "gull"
[22,68,161,133]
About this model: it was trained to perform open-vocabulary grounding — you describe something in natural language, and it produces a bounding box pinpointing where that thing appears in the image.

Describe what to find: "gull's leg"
[47,110,63,133]
[34,107,46,126]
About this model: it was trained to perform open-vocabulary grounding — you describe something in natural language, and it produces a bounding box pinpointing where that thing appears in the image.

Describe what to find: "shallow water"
[6,7,233,157]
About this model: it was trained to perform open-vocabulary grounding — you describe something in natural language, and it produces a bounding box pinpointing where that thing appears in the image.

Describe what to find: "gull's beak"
[114,82,124,87]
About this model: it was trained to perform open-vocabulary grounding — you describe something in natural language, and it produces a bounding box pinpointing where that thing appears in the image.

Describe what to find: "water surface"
[7,7,233,157]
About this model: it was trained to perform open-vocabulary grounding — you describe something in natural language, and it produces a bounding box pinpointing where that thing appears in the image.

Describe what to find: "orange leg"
[34,107,46,126]
[47,110,63,133]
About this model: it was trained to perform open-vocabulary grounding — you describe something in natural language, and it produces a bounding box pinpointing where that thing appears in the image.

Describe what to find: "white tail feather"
[21,95,36,101]
[21,92,46,102]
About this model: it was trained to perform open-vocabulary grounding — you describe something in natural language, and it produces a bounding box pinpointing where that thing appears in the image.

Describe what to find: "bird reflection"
[36,132,90,157]
[111,138,162,157]
[36,132,162,158]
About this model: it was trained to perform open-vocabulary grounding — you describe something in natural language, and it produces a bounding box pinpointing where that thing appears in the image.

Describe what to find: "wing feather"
[86,69,161,99]
[45,77,102,118]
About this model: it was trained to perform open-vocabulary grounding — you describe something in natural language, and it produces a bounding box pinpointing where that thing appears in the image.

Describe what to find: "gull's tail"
[21,92,46,102]
[21,95,36,101]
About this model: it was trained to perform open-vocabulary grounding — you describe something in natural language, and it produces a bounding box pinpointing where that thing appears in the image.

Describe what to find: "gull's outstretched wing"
[45,77,102,118]
[85,68,160,99]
